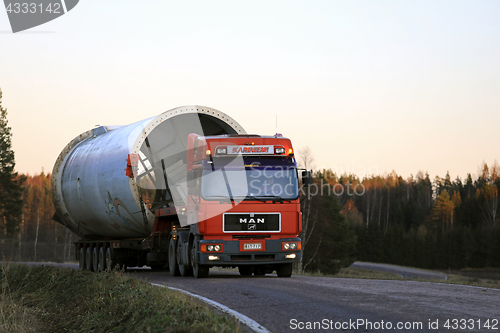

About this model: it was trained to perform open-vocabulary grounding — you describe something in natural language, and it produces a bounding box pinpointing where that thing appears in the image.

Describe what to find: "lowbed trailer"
[52,106,305,278]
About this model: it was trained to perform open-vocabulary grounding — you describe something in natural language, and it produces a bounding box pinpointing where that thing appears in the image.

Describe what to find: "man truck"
[51,106,304,278]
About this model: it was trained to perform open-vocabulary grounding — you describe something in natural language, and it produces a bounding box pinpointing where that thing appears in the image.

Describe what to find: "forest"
[0,172,75,262]
[301,161,500,274]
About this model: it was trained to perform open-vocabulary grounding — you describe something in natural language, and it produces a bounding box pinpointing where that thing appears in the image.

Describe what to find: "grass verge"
[427,273,500,290]
[298,267,500,289]
[298,267,404,280]
[0,263,239,333]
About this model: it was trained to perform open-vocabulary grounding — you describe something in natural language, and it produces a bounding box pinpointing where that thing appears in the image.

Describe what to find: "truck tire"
[105,247,116,272]
[192,241,209,278]
[79,248,86,270]
[169,237,180,276]
[277,263,293,277]
[86,247,94,272]
[177,241,192,277]
[98,247,105,272]
[93,247,99,273]
[238,265,253,276]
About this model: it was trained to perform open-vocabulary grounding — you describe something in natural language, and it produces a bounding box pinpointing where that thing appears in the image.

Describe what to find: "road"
[130,269,499,333]
[18,263,500,332]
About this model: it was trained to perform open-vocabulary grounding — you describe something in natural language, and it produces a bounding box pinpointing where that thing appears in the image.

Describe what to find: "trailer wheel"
[238,266,253,276]
[192,241,209,278]
[105,247,116,272]
[93,247,99,273]
[168,237,180,276]
[98,247,105,272]
[86,247,94,272]
[276,263,293,277]
[79,248,86,270]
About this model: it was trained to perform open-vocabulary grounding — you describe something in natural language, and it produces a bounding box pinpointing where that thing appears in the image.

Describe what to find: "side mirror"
[301,170,311,187]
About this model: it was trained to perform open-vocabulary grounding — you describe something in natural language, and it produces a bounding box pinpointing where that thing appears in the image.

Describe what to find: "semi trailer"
[51,106,304,278]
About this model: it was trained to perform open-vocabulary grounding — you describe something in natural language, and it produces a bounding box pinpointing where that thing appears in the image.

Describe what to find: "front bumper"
[198,238,302,265]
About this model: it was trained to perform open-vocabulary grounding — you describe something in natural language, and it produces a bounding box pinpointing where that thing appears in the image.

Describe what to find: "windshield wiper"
[250,195,291,203]
[244,195,268,202]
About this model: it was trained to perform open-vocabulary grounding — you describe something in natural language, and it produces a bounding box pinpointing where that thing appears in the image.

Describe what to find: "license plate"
[244,243,262,250]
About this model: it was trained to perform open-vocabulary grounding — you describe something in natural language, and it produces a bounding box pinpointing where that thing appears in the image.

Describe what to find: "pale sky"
[1,1,499,181]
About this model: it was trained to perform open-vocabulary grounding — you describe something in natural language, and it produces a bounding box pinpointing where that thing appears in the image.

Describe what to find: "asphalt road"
[16,263,500,332]
[130,269,499,333]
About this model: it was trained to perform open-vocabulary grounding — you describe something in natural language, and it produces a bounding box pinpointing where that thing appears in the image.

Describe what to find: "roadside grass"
[440,268,500,281]
[297,267,404,280]
[0,263,240,333]
[298,267,500,289]
[424,273,500,290]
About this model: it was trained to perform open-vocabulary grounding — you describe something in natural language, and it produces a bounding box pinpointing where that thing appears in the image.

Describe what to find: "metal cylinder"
[51,106,245,239]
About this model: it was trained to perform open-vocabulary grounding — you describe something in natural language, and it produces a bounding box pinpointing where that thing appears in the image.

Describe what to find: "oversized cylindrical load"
[51,106,245,239]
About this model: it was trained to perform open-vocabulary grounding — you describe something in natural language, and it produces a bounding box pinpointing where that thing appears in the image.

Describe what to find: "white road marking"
[150,283,270,333]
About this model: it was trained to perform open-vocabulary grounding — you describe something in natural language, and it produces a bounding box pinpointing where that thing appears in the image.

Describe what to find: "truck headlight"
[201,244,223,253]
[274,147,285,154]
[282,241,301,251]
[216,147,227,155]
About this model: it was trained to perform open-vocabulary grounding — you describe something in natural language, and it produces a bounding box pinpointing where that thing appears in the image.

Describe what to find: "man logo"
[239,218,265,223]
[248,224,256,230]
[4,0,80,33]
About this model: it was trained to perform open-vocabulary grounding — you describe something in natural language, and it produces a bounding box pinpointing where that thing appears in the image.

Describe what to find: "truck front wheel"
[191,241,209,278]
[177,241,193,277]
[169,237,180,276]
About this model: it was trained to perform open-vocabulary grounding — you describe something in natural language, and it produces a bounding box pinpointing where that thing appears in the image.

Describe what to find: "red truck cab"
[167,134,303,277]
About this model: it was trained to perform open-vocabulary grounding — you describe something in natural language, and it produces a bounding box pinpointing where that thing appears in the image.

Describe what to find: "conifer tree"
[0,88,26,237]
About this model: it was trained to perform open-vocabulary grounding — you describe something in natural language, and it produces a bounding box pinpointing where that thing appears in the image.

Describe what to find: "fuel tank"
[51,106,245,239]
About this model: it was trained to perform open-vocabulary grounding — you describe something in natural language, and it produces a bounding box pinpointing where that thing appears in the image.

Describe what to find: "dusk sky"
[1,0,499,181]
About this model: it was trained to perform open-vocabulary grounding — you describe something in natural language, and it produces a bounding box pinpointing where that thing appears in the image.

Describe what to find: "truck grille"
[232,235,271,239]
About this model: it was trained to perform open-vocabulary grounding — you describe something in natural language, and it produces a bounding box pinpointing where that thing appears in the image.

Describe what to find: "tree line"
[299,158,500,273]
[0,172,76,262]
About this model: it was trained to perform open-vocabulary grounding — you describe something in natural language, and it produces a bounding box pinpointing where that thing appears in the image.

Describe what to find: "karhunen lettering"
[231,146,269,153]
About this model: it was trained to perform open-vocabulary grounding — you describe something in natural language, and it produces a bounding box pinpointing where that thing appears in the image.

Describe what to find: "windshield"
[201,167,299,201]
